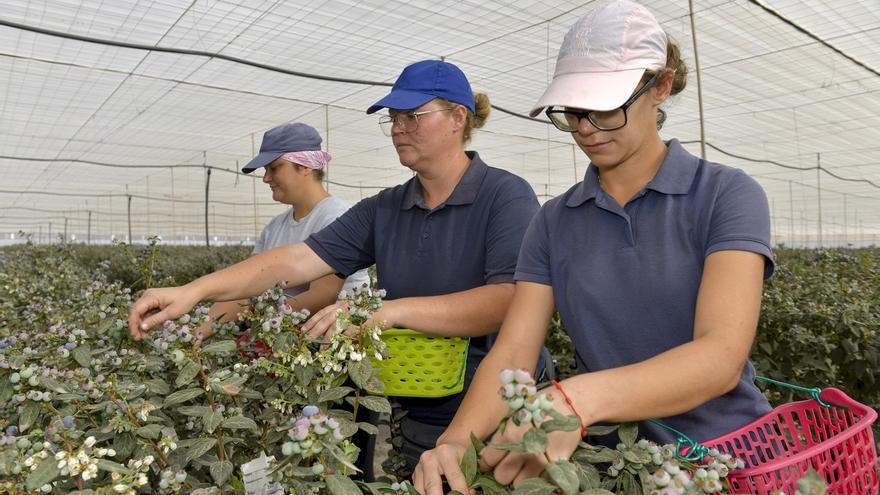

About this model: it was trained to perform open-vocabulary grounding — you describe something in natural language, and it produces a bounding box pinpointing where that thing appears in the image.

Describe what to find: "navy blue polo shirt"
[306,151,540,425]
[515,139,775,445]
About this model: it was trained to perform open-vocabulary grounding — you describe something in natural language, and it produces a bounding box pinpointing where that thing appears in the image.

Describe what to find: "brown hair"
[294,163,325,181]
[645,34,688,129]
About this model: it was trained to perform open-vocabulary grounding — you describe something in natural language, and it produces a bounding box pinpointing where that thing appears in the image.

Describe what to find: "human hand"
[412,442,472,495]
[128,286,200,340]
[301,301,349,343]
[479,391,583,487]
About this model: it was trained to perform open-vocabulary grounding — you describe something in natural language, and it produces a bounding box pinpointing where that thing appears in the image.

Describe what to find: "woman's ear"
[451,104,468,131]
[651,69,674,104]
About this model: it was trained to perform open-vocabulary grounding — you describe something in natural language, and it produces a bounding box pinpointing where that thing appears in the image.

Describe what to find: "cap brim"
[366,89,436,114]
[241,151,282,174]
[529,69,646,117]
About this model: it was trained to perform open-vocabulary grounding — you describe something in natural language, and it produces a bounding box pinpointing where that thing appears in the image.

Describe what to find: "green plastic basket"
[372,328,469,398]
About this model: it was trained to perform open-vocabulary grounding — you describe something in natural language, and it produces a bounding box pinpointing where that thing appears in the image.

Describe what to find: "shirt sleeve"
[304,196,377,278]
[483,177,540,284]
[514,204,553,286]
[705,170,776,278]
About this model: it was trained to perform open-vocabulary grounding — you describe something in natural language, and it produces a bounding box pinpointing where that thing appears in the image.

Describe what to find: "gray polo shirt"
[515,139,775,445]
[252,196,370,297]
[306,151,539,425]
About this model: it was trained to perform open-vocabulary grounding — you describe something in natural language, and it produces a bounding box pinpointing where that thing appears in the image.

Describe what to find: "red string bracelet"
[552,379,588,437]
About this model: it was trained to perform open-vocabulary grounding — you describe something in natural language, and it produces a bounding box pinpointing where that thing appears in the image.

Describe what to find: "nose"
[262,170,271,184]
[391,119,406,135]
[575,115,599,136]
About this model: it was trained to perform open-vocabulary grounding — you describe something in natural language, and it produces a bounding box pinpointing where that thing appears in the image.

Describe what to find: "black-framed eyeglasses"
[545,72,660,132]
[378,107,455,136]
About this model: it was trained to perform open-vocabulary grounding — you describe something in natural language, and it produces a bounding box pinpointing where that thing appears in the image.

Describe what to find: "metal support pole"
[127,195,133,243]
[816,153,822,247]
[204,158,211,248]
[689,0,707,159]
[87,211,92,244]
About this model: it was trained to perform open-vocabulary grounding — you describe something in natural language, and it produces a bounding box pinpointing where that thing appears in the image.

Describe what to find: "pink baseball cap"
[530,0,667,116]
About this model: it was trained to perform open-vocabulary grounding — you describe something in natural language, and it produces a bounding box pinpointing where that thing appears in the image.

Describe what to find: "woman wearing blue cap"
[414,1,774,493]
[194,122,370,340]
[128,60,548,474]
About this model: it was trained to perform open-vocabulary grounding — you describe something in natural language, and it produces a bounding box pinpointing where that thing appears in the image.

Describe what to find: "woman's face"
[389,99,462,171]
[570,72,671,169]
[262,158,310,204]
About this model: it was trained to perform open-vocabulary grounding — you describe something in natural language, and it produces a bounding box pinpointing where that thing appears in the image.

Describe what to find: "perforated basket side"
[372,329,469,398]
[705,388,878,495]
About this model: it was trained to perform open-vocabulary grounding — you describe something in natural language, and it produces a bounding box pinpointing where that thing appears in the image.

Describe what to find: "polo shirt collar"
[565,139,698,207]
[401,151,487,210]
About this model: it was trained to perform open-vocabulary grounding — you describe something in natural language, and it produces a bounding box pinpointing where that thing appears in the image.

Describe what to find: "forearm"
[187,243,332,303]
[382,283,514,337]
[287,274,345,315]
[569,334,747,429]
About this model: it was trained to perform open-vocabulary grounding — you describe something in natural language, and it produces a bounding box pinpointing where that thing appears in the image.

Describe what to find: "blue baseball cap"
[366,60,476,115]
[241,123,323,174]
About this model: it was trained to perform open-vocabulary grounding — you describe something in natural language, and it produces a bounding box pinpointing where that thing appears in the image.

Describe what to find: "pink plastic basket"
[704,387,878,494]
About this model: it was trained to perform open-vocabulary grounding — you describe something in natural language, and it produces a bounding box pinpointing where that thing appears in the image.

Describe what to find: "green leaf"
[144,378,170,396]
[545,460,579,495]
[55,393,87,401]
[572,447,617,464]
[201,340,238,355]
[19,401,41,432]
[473,475,507,495]
[490,442,526,452]
[461,446,478,484]
[621,472,640,495]
[73,344,92,368]
[580,489,616,495]
[363,377,385,395]
[511,478,556,495]
[136,424,162,440]
[356,395,391,414]
[622,448,651,464]
[0,380,12,404]
[318,386,355,403]
[325,474,362,495]
[523,428,548,454]
[163,387,204,407]
[294,365,314,387]
[325,443,362,474]
[184,437,217,464]
[796,468,828,495]
[113,433,136,459]
[95,458,131,475]
[357,421,378,435]
[178,405,213,417]
[470,432,486,453]
[618,422,638,448]
[576,463,602,490]
[541,414,581,433]
[175,359,201,388]
[584,424,618,437]
[348,360,372,389]
[25,457,60,490]
[203,410,224,434]
[222,415,258,431]
[209,459,233,485]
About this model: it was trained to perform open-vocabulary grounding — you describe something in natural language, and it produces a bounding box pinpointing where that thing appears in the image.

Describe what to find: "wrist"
[551,380,588,437]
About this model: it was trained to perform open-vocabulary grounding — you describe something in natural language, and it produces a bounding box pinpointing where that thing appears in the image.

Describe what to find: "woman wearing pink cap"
[195,123,369,340]
[414,1,774,493]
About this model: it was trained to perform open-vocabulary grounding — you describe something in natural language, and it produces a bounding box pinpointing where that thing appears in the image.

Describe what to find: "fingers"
[413,445,470,495]
[128,292,161,340]
[302,303,342,340]
[127,288,193,340]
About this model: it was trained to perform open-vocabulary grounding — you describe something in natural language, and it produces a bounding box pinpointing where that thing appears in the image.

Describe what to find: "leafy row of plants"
[0,240,851,493]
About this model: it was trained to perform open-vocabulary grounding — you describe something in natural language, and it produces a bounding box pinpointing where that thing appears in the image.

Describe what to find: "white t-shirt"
[253,196,371,297]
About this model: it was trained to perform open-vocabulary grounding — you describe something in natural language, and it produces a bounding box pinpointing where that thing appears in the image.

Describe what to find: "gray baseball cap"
[241,123,323,174]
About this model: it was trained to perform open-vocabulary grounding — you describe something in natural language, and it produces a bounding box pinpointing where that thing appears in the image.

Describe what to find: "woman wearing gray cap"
[414,1,774,493]
[128,60,549,474]
[195,123,369,339]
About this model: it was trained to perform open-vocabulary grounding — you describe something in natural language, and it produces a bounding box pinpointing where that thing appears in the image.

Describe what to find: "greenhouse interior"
[1,1,878,494]
[1,0,878,247]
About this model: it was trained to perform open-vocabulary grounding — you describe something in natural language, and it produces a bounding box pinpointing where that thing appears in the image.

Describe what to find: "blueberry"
[302,405,319,417]
[64,342,77,351]
[62,416,74,429]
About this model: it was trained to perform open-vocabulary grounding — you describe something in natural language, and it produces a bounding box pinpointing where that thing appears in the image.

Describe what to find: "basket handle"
[441,338,470,390]
[649,375,839,461]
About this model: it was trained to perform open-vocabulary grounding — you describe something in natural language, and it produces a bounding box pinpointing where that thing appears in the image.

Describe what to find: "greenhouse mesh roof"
[1,0,878,246]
